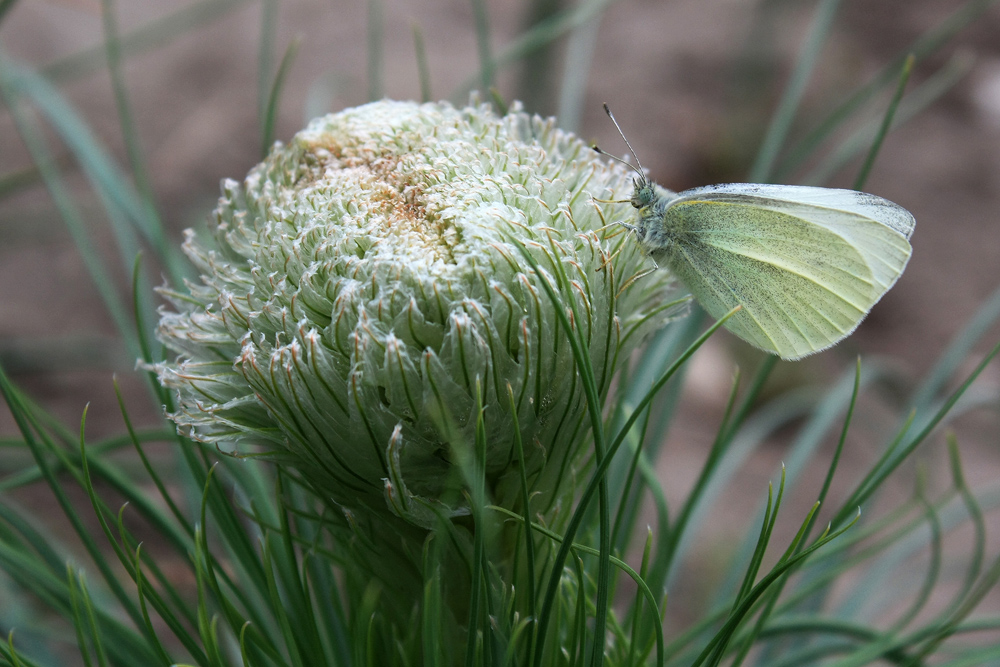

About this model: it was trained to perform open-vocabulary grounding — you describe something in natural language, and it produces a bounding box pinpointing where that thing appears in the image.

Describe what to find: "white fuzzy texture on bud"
[155,100,675,530]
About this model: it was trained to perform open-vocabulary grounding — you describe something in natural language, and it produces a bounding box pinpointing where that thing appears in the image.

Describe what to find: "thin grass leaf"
[262,37,302,157]
[808,357,861,538]
[554,2,602,133]
[489,504,665,667]
[4,629,40,667]
[132,545,175,666]
[809,484,974,619]
[411,21,432,103]
[0,429,166,493]
[0,157,71,200]
[41,0,254,84]
[0,500,67,575]
[0,64,140,357]
[273,474,326,662]
[258,0,279,123]
[912,281,1000,412]
[78,403,208,663]
[721,355,779,444]
[942,435,986,617]
[0,379,149,636]
[114,380,192,538]
[661,368,742,579]
[132,254,169,402]
[193,469,228,667]
[908,547,1000,663]
[706,477,790,667]
[76,573,110,667]
[748,0,843,183]
[853,54,913,191]
[734,472,784,615]
[625,528,655,666]
[774,0,1000,181]
[664,388,819,592]
[885,475,942,633]
[67,569,96,667]
[469,0,494,91]
[462,381,489,667]
[422,540,445,667]
[0,0,18,24]
[730,359,865,667]
[835,338,1000,528]
[802,55,971,186]
[260,534,306,667]
[452,0,621,100]
[1,56,187,286]
[367,0,383,101]
[691,506,857,667]
[100,0,167,253]
[609,403,653,556]
[500,233,614,667]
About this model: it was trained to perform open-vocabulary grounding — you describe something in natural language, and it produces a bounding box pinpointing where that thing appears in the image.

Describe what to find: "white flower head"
[155,99,675,530]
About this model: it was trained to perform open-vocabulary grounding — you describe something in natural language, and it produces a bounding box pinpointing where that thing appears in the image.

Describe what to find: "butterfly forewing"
[679,184,916,239]
[655,192,911,359]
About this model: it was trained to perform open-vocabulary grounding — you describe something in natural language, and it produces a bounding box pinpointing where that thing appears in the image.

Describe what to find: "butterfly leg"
[616,262,661,297]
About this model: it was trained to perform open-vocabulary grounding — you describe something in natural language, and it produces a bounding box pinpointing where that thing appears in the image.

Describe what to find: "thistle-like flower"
[155,99,675,599]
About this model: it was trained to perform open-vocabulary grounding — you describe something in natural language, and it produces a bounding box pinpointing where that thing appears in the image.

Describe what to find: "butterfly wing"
[655,185,913,359]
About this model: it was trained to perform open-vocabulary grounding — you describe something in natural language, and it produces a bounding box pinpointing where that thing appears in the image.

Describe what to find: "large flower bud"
[154,99,674,566]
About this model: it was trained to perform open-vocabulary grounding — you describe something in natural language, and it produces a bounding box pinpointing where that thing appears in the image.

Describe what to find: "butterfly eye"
[631,183,652,209]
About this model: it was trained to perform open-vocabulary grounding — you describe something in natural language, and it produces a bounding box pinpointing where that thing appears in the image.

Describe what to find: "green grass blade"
[506,382,537,656]
[0,63,140,357]
[748,0,843,183]
[835,339,1000,528]
[411,21,432,103]
[500,232,614,667]
[554,1,603,132]
[452,0,621,101]
[258,0,279,123]
[367,0,383,100]
[532,309,736,667]
[262,37,302,157]
[773,0,999,181]
[853,54,913,191]
[78,405,209,662]
[659,368,743,580]
[0,0,18,24]
[469,0,494,91]
[41,0,254,84]
[0,56,187,285]
[942,435,986,616]
[664,388,819,591]
[690,509,858,667]
[132,545,179,666]
[0,375,152,634]
[489,504,665,667]
[802,54,970,186]
[911,281,1000,412]
[100,0,167,249]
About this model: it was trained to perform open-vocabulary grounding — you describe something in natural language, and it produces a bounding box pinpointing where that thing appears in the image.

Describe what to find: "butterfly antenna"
[602,103,647,183]
[591,145,645,182]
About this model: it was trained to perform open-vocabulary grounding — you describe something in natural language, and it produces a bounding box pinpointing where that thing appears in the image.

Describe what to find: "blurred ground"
[1,0,1000,639]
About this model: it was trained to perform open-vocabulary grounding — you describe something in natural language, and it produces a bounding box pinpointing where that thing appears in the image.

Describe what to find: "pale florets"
[155,99,675,533]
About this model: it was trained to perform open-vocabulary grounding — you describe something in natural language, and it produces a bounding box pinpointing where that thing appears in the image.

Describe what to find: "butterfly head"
[630,177,655,210]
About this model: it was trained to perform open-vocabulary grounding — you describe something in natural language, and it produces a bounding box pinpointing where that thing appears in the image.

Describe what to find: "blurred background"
[2,0,1000,630]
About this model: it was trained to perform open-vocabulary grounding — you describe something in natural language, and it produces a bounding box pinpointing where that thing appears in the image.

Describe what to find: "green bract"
[155,98,674,551]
